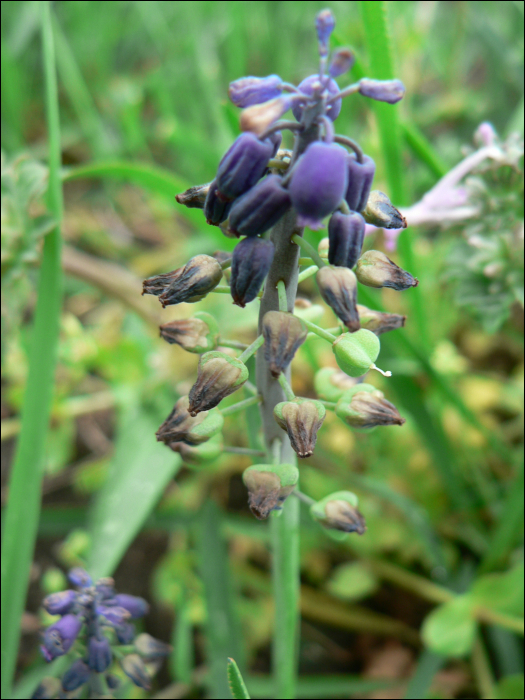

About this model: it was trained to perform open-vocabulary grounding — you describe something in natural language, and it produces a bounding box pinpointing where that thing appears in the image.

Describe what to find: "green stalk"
[291,234,326,269]
[0,4,63,697]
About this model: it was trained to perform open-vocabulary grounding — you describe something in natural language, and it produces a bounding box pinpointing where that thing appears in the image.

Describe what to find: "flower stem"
[210,285,233,293]
[218,338,249,350]
[221,395,261,416]
[278,374,296,401]
[238,335,265,363]
[291,234,327,269]
[301,319,337,343]
[277,280,288,312]
[297,265,319,283]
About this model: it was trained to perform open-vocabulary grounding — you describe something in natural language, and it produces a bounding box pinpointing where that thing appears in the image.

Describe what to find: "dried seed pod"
[169,434,223,466]
[328,210,366,268]
[229,74,283,108]
[314,367,359,403]
[134,633,172,660]
[243,463,299,519]
[240,95,293,135]
[216,132,274,199]
[142,255,223,307]
[336,383,405,429]
[204,179,233,226]
[121,653,151,691]
[316,265,360,331]
[332,329,381,378]
[355,250,418,290]
[231,237,275,307]
[344,154,376,213]
[175,182,211,209]
[362,191,406,230]
[229,174,291,237]
[159,311,219,353]
[358,78,405,104]
[274,398,326,458]
[262,310,308,377]
[188,352,249,415]
[292,74,342,122]
[289,142,348,229]
[156,396,224,445]
[310,491,366,535]
[357,304,406,336]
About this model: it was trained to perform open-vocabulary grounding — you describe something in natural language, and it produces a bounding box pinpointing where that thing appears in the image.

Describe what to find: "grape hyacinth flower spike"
[35,568,170,698]
[161,8,413,564]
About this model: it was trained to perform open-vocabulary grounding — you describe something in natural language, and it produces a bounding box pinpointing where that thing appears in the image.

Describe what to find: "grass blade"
[228,658,251,699]
[404,650,446,699]
[87,399,182,579]
[0,3,63,696]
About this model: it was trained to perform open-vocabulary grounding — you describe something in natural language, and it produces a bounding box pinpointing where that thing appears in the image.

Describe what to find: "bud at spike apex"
[292,74,342,122]
[329,48,355,78]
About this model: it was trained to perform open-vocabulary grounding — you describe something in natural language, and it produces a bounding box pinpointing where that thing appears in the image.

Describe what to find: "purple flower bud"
[262,311,308,377]
[229,175,291,237]
[358,78,405,104]
[328,211,366,268]
[121,653,151,690]
[116,622,136,644]
[31,678,60,699]
[345,154,376,213]
[229,75,283,108]
[216,133,274,199]
[289,142,348,229]
[316,265,360,331]
[42,590,77,616]
[142,255,223,307]
[175,182,210,209]
[315,9,335,55]
[41,614,82,661]
[268,130,283,157]
[114,594,150,619]
[292,75,342,122]
[240,96,293,135]
[204,179,233,226]
[61,659,91,692]
[96,605,131,626]
[134,632,172,660]
[95,577,116,600]
[231,237,275,307]
[329,48,355,78]
[68,567,92,588]
[87,636,113,672]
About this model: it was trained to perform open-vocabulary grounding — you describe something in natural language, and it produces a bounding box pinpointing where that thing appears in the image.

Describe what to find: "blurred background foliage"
[1,1,523,698]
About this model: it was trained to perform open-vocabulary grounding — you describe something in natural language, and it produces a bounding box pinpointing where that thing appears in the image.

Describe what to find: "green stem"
[238,335,265,363]
[220,258,232,270]
[301,319,337,343]
[277,280,288,312]
[223,446,267,457]
[210,285,233,293]
[291,234,327,269]
[297,265,319,283]
[221,395,262,416]
[218,338,249,350]
[471,636,497,700]
[1,4,63,697]
[278,374,296,401]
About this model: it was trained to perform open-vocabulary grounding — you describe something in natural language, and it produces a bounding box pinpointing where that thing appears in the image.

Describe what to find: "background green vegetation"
[1,1,523,698]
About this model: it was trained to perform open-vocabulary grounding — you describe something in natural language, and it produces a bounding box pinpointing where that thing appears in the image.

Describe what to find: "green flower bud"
[316,265,360,332]
[159,312,219,353]
[362,191,407,230]
[243,463,299,519]
[357,304,406,336]
[310,491,366,535]
[274,398,326,458]
[188,351,249,415]
[355,250,418,291]
[156,396,224,445]
[333,329,390,378]
[335,383,405,430]
[314,367,359,402]
[169,434,223,466]
[262,311,308,378]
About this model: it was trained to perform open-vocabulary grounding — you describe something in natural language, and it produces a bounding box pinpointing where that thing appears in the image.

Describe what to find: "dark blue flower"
[61,659,91,692]
[41,614,82,661]
[231,237,275,307]
[87,636,113,672]
[229,175,291,237]
[114,594,149,619]
[289,142,348,229]
[216,133,274,200]
[204,179,233,226]
[344,154,376,213]
[328,210,366,268]
[42,590,77,616]
[68,567,92,588]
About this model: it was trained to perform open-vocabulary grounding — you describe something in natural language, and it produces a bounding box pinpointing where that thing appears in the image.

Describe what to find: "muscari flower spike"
[37,568,167,695]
